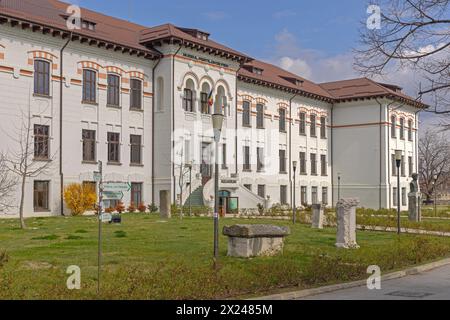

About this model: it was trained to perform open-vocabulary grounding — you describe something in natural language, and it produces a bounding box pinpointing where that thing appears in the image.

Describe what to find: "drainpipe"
[235,63,243,176]
[151,48,163,204]
[172,44,183,204]
[59,33,71,216]
[330,102,334,206]
[289,92,298,208]
[375,98,383,209]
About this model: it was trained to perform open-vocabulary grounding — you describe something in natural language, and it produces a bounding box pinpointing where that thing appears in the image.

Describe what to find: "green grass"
[1,214,450,299]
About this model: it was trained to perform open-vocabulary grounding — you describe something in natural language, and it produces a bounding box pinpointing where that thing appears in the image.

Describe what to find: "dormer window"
[197,32,208,41]
[81,19,96,31]
[253,67,263,75]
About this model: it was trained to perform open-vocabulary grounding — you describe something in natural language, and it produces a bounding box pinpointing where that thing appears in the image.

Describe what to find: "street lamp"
[212,113,224,263]
[292,161,297,224]
[337,172,341,204]
[395,149,402,234]
[185,161,193,217]
[433,174,438,216]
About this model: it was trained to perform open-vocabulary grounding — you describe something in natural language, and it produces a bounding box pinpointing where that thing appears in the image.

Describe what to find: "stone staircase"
[184,186,205,206]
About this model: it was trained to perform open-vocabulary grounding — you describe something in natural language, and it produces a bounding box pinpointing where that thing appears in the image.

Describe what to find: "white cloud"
[278,57,312,79]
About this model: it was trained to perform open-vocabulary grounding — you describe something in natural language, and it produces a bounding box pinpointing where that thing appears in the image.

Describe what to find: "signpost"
[97,161,103,294]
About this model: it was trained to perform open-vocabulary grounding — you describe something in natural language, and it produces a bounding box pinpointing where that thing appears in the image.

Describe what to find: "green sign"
[103,191,124,200]
[103,182,131,192]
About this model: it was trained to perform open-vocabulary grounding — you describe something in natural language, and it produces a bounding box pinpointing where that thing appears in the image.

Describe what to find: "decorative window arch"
[214,79,233,101]
[183,78,195,112]
[200,81,212,114]
[179,72,200,91]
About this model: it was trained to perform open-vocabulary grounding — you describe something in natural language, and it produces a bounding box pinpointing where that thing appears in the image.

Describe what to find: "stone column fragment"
[159,190,171,219]
[335,198,360,249]
[311,204,324,229]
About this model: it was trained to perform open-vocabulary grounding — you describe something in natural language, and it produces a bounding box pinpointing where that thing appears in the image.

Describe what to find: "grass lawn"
[1,214,450,300]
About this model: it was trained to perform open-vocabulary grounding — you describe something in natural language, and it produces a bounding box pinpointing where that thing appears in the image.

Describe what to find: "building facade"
[0,0,427,217]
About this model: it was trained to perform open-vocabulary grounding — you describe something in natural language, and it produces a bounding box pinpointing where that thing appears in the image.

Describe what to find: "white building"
[0,0,427,217]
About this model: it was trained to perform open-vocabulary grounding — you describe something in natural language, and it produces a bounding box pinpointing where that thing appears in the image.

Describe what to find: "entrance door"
[201,142,212,185]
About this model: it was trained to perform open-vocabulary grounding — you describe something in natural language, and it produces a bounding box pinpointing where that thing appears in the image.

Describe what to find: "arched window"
[391,115,396,138]
[183,79,195,112]
[200,82,211,114]
[408,119,413,141]
[130,79,142,110]
[156,77,164,111]
[399,118,405,140]
[83,69,97,103]
[107,74,120,107]
[214,85,226,115]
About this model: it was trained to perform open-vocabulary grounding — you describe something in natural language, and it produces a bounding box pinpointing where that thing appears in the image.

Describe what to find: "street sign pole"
[97,161,103,294]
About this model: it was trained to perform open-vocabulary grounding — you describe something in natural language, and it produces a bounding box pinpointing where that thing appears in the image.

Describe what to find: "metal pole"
[293,167,296,224]
[189,166,192,217]
[214,140,219,264]
[338,176,341,201]
[397,164,401,235]
[97,161,103,294]
[434,187,437,217]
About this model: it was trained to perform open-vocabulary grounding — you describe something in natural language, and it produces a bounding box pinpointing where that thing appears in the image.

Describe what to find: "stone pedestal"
[223,224,290,258]
[408,192,421,222]
[159,190,171,219]
[311,204,324,229]
[336,198,360,249]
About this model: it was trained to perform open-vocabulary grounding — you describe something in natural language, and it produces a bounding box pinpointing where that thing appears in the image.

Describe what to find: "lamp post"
[395,150,402,234]
[185,161,192,217]
[212,113,224,264]
[433,174,438,217]
[337,172,341,204]
[292,161,297,224]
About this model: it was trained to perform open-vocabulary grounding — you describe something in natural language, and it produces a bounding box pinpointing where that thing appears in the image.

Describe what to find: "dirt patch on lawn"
[22,261,54,270]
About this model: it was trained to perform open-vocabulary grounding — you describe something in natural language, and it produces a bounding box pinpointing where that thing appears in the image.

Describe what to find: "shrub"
[105,207,115,214]
[63,183,97,216]
[127,203,136,213]
[147,203,158,213]
[115,201,125,214]
[138,203,147,213]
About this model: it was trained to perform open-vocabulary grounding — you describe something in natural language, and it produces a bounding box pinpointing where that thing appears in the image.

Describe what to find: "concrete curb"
[249,257,450,300]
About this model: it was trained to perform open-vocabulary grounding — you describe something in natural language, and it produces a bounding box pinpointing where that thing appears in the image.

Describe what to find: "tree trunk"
[19,174,26,229]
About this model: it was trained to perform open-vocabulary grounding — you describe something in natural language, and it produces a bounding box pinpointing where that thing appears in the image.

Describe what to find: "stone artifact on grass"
[336,198,360,249]
[408,173,422,222]
[311,203,324,229]
[223,224,290,258]
[160,190,171,219]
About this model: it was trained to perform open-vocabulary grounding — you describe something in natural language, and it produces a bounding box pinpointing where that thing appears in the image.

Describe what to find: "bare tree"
[356,0,450,123]
[0,155,17,213]
[3,108,54,229]
[418,129,450,202]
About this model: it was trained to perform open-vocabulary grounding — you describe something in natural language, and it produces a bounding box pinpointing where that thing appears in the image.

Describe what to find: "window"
[130,79,142,109]
[105,199,119,209]
[222,143,227,169]
[310,114,316,137]
[130,134,142,165]
[299,112,306,135]
[322,187,328,205]
[242,101,251,126]
[279,149,286,173]
[83,69,96,103]
[400,118,405,140]
[107,74,120,106]
[279,108,286,132]
[310,153,317,175]
[408,119,413,141]
[257,147,264,172]
[392,154,397,176]
[311,186,318,204]
[280,185,287,205]
[402,187,407,206]
[257,185,266,198]
[183,88,193,112]
[34,181,49,211]
[81,19,96,31]
[408,156,413,177]
[82,129,96,162]
[107,132,120,163]
[131,182,142,205]
[244,184,252,191]
[200,92,209,114]
[34,124,49,159]
[243,146,251,171]
[391,116,396,138]
[320,116,326,139]
[256,104,264,128]
[34,60,50,96]
[320,154,327,176]
[300,152,306,175]
[401,155,405,177]
[393,187,398,206]
[301,186,307,206]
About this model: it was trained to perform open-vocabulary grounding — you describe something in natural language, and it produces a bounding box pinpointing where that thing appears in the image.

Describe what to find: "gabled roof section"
[238,60,334,102]
[139,23,252,63]
[0,0,160,59]
[319,78,428,109]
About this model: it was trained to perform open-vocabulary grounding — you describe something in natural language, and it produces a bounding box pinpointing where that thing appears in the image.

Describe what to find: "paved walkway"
[300,264,450,300]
